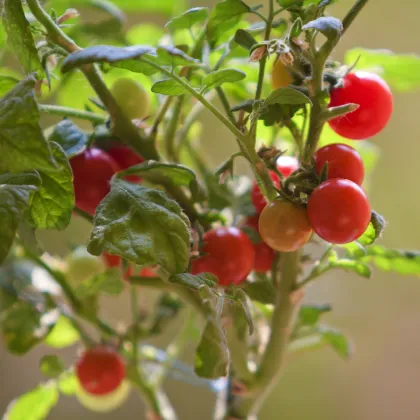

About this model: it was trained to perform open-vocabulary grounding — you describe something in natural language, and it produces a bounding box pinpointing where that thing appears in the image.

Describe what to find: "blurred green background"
[1,0,420,419]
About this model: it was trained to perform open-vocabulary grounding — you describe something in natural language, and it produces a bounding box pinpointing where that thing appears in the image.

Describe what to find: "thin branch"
[39,104,107,124]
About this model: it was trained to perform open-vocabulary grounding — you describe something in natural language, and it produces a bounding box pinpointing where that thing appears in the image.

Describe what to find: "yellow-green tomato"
[75,380,131,413]
[65,247,106,286]
[271,59,293,90]
[111,78,150,120]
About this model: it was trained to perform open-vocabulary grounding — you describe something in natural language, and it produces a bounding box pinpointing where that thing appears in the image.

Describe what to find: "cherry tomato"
[191,227,255,286]
[66,247,106,286]
[307,179,371,244]
[139,267,156,277]
[314,143,364,185]
[328,71,393,140]
[70,148,120,215]
[111,78,150,121]
[103,252,133,278]
[259,200,312,252]
[245,215,275,273]
[76,346,125,396]
[105,144,144,182]
[271,59,293,90]
[251,171,280,214]
[276,155,298,178]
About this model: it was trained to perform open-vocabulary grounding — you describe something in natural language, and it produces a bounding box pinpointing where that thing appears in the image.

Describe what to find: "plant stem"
[73,207,94,223]
[151,96,173,136]
[227,251,300,419]
[342,0,370,34]
[130,285,139,365]
[38,104,107,124]
[163,95,185,162]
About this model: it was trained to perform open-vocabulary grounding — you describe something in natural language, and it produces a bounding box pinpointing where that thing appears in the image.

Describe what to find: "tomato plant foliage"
[0,0,420,419]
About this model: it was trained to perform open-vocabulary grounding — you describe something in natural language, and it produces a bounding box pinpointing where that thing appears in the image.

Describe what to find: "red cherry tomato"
[103,253,133,278]
[245,216,275,273]
[259,200,312,252]
[307,179,371,244]
[328,71,393,140]
[276,155,298,178]
[106,144,144,182]
[76,346,125,396]
[314,143,364,185]
[70,148,120,215]
[191,227,255,286]
[139,267,156,277]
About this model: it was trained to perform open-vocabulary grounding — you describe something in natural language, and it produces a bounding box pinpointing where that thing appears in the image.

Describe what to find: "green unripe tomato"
[75,380,131,412]
[111,78,150,120]
[65,247,106,286]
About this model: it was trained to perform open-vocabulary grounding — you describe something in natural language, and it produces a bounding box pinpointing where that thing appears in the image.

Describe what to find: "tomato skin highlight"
[307,179,371,244]
[271,59,293,90]
[76,346,126,396]
[105,144,144,182]
[314,143,364,185]
[259,200,312,252]
[276,155,298,178]
[191,227,255,286]
[70,148,120,215]
[328,71,393,140]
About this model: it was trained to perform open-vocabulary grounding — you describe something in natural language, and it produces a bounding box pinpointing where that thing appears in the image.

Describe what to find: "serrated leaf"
[166,7,209,31]
[298,304,332,326]
[345,48,420,92]
[48,120,88,158]
[265,87,312,106]
[0,173,40,264]
[302,17,343,41]
[207,0,251,43]
[2,0,44,78]
[327,258,372,278]
[88,179,191,274]
[195,319,228,379]
[118,161,206,202]
[28,142,75,230]
[75,268,124,299]
[203,69,246,91]
[233,29,257,50]
[3,382,59,420]
[151,79,189,96]
[40,355,65,378]
[0,75,19,97]
[0,77,56,173]
[44,316,80,349]
[169,272,217,291]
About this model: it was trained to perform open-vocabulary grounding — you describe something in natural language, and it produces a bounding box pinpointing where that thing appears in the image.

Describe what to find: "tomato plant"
[0,0,419,419]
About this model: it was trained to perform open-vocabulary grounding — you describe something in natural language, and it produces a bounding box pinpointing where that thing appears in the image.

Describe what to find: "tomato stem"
[38,104,107,124]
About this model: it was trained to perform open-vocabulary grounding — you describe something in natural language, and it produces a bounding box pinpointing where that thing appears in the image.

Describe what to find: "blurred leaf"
[3,382,59,420]
[58,371,77,396]
[2,0,44,78]
[233,29,257,50]
[243,278,275,304]
[278,0,304,7]
[318,326,352,359]
[150,293,183,335]
[28,143,75,230]
[40,355,65,378]
[302,17,343,41]
[345,48,420,92]
[203,69,246,91]
[0,75,19,97]
[195,318,228,379]
[151,79,189,96]
[75,268,124,298]
[169,273,217,291]
[0,173,40,264]
[265,87,312,105]
[0,77,56,173]
[357,214,386,247]
[233,288,254,335]
[327,253,372,278]
[166,8,209,31]
[88,179,191,275]
[297,304,332,327]
[44,316,80,349]
[48,120,88,158]
[126,24,165,46]
[154,46,199,67]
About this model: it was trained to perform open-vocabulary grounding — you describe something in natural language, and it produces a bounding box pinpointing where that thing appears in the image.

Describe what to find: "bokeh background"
[1,0,420,419]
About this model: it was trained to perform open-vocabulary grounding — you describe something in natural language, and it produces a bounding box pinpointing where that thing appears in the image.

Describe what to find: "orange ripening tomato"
[271,59,293,90]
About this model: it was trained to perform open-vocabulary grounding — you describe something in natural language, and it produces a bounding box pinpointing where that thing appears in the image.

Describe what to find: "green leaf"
[302,17,343,41]
[154,46,199,67]
[169,272,217,291]
[265,87,312,105]
[233,289,254,335]
[126,24,165,46]
[202,69,246,91]
[278,0,304,7]
[318,326,352,359]
[0,173,40,264]
[48,120,88,158]
[298,304,332,327]
[58,371,77,396]
[243,278,275,304]
[75,268,124,299]
[44,316,80,349]
[0,75,19,97]
[28,142,75,230]
[3,382,59,420]
[166,7,209,31]
[345,48,420,92]
[40,355,65,378]
[118,161,205,202]
[150,293,183,335]
[151,79,190,96]
[357,212,387,247]
[233,29,258,50]
[0,77,56,173]
[195,318,228,378]
[361,246,420,276]
[2,0,44,77]
[88,179,191,274]
[207,0,251,43]
[327,256,372,278]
